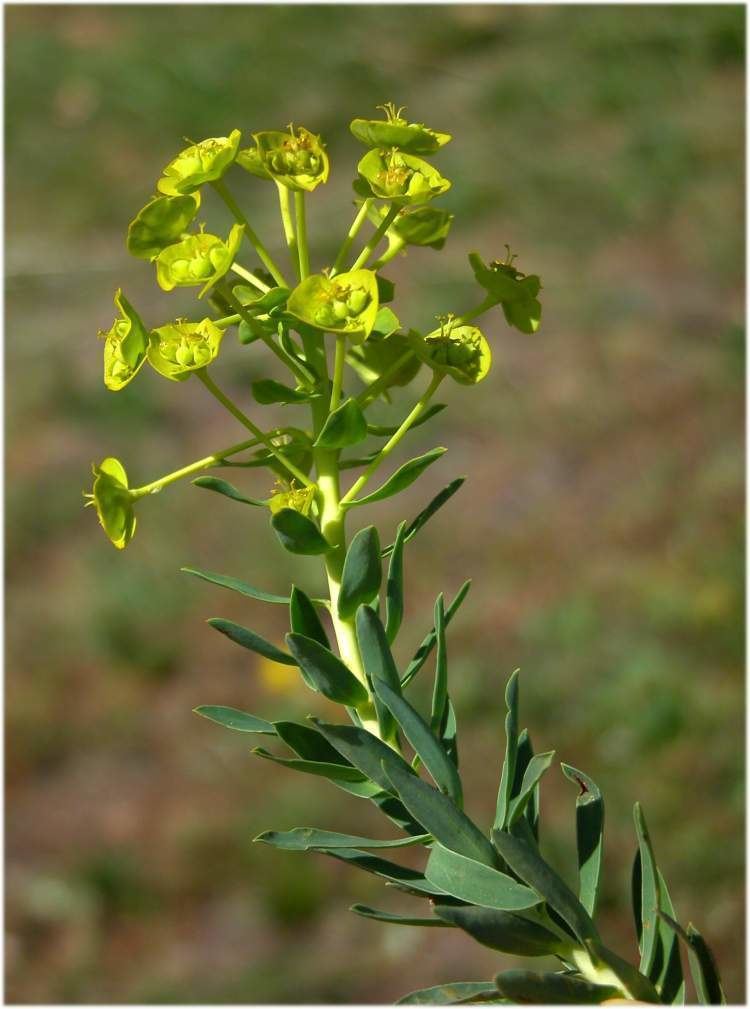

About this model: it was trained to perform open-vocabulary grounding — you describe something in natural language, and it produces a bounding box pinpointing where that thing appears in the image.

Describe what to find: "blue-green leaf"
[578,940,660,1004]
[397,981,499,1005]
[290,585,330,648]
[430,594,448,735]
[193,705,275,734]
[514,729,539,840]
[356,605,401,743]
[191,475,266,506]
[434,904,568,957]
[271,508,331,555]
[634,802,660,977]
[253,828,429,851]
[561,763,604,919]
[314,397,368,450]
[367,402,446,438]
[181,565,290,605]
[385,521,406,643]
[401,580,472,688]
[251,378,315,404]
[495,970,619,1005]
[351,904,449,927]
[273,720,352,766]
[507,751,555,826]
[316,847,446,897]
[654,871,686,1005]
[383,477,465,556]
[347,447,446,508]
[285,633,369,707]
[425,843,540,912]
[252,747,370,783]
[208,617,296,665]
[310,717,413,797]
[658,913,725,1005]
[338,526,382,619]
[494,670,520,830]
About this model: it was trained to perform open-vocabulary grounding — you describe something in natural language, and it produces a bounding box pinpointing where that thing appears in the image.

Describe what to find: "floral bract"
[357,149,451,206]
[350,103,451,155]
[99,289,150,391]
[237,126,329,192]
[469,251,542,334]
[155,224,244,298]
[287,269,378,341]
[148,318,225,381]
[85,457,137,550]
[393,206,454,249]
[157,130,241,196]
[126,193,201,261]
[415,322,492,385]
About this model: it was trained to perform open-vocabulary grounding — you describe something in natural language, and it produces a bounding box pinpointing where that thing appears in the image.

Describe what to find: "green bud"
[99,289,149,392]
[350,102,451,155]
[148,317,225,381]
[237,126,329,192]
[414,322,492,385]
[157,130,241,195]
[126,193,201,261]
[357,149,450,206]
[155,223,244,298]
[393,206,454,249]
[287,269,379,342]
[84,457,137,550]
[469,251,542,334]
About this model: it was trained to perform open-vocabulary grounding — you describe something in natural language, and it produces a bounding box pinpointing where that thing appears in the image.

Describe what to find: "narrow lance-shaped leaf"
[575,940,661,1004]
[507,751,555,827]
[351,904,451,928]
[314,397,368,449]
[251,378,315,405]
[273,719,354,766]
[208,617,296,666]
[402,580,471,688]
[338,526,382,619]
[495,970,620,1006]
[346,447,447,508]
[384,757,497,867]
[367,402,446,437]
[251,747,370,783]
[654,870,686,1005]
[634,802,660,978]
[658,912,726,1006]
[192,475,266,506]
[253,827,430,851]
[425,842,541,912]
[371,674,462,806]
[434,903,570,958]
[383,476,466,555]
[397,982,499,1006]
[561,763,604,919]
[181,565,290,605]
[290,585,330,648]
[309,717,414,797]
[271,508,331,555]
[355,605,401,742]
[442,698,459,768]
[285,633,369,707]
[430,594,448,735]
[385,520,406,643]
[307,846,447,898]
[491,828,600,945]
[513,729,539,840]
[193,705,275,735]
[494,670,520,830]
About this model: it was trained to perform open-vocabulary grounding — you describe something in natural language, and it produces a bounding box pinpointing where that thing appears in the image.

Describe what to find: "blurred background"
[5,4,744,1003]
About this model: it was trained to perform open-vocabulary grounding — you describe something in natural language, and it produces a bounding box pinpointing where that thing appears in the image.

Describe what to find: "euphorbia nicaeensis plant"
[87,104,725,1005]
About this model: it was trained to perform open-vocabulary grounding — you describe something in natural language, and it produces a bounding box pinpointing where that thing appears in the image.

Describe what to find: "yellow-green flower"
[157,130,241,195]
[357,149,450,206]
[350,103,451,155]
[414,321,491,385]
[267,481,316,516]
[469,251,542,334]
[287,269,379,342]
[99,289,149,391]
[126,193,201,261]
[237,126,329,192]
[155,224,244,298]
[84,457,137,550]
[148,318,225,381]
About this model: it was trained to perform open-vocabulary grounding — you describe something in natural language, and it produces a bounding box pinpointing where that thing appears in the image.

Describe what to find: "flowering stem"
[196,369,313,488]
[230,262,271,293]
[355,349,415,408]
[132,434,266,497]
[370,236,405,270]
[341,372,444,507]
[331,199,372,276]
[330,334,347,413]
[349,204,400,272]
[276,182,299,280]
[295,191,310,280]
[211,179,289,288]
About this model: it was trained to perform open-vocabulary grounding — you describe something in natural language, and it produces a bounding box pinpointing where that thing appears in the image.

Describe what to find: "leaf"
[208,617,296,666]
[495,970,619,1005]
[351,903,449,927]
[494,670,520,830]
[402,580,472,688]
[254,827,429,851]
[356,605,401,742]
[252,747,370,783]
[273,719,352,765]
[314,397,368,450]
[338,526,382,619]
[442,698,459,768]
[181,565,290,605]
[376,275,395,303]
[318,847,447,896]
[633,802,660,977]
[347,447,447,508]
[561,763,604,919]
[578,940,661,1004]
[491,829,599,944]
[285,633,369,707]
[658,913,725,1005]
[193,705,276,735]
[383,476,465,555]
[507,751,555,826]
[250,378,315,405]
[371,676,463,806]
[310,717,413,797]
[370,305,401,339]
[425,843,540,912]
[383,758,497,866]
[271,508,331,555]
[434,903,567,957]
[289,585,330,649]
[397,981,500,1005]
[191,475,266,506]
[430,595,448,735]
[385,521,406,643]
[653,871,686,1005]
[513,729,539,840]
[368,402,446,437]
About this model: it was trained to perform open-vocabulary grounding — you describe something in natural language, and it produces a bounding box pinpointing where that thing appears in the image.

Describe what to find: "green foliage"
[85,102,725,1006]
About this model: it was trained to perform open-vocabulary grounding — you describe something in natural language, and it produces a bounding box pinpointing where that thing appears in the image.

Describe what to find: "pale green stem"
[132,434,265,497]
[276,182,299,279]
[349,204,400,272]
[340,372,444,507]
[370,236,405,270]
[331,199,372,276]
[330,334,347,413]
[213,313,241,328]
[211,179,289,287]
[230,262,271,292]
[294,191,310,279]
[196,369,313,488]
